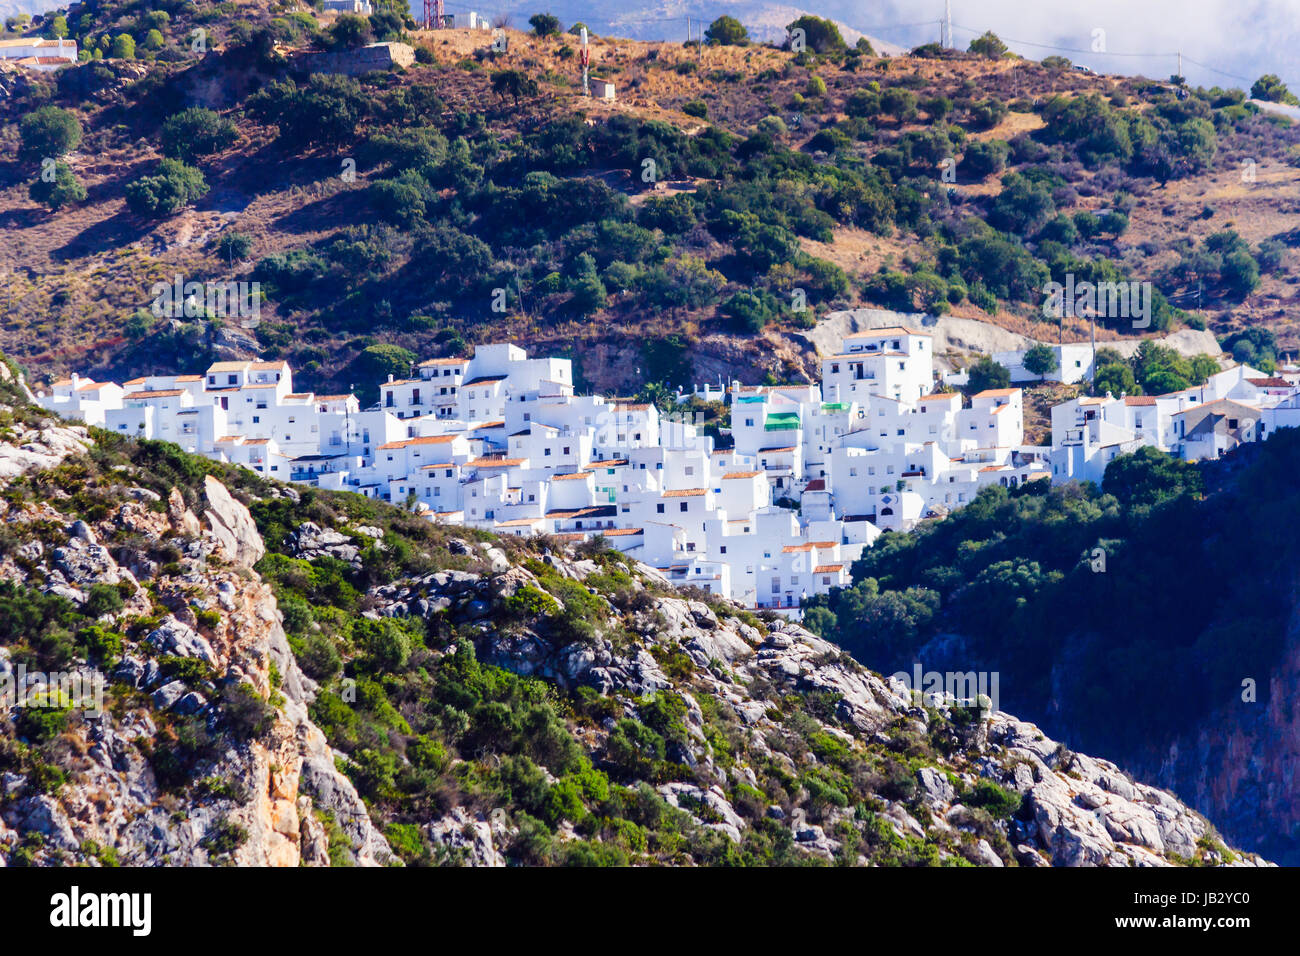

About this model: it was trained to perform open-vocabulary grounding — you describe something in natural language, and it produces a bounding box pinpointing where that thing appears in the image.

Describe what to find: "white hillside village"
[37,327,1300,615]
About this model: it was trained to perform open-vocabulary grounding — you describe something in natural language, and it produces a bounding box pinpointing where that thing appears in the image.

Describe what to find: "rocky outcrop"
[0,421,91,480]
[361,549,1266,867]
[0,451,391,867]
[201,474,265,568]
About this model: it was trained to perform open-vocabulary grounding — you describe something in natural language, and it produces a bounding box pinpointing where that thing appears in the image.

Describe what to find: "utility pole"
[945,0,952,48]
[580,26,589,96]
[1089,308,1097,389]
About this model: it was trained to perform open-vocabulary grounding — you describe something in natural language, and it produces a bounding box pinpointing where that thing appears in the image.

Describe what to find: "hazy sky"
[861,0,1300,90]
[417,0,1300,91]
[8,0,1297,92]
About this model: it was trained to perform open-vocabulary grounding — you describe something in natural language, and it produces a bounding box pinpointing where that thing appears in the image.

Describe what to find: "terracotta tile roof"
[759,446,796,454]
[1248,377,1291,388]
[464,376,507,386]
[585,458,629,467]
[601,527,643,536]
[418,357,468,366]
[467,457,525,467]
[545,506,617,519]
[551,471,593,481]
[495,518,541,527]
[920,392,961,402]
[207,361,250,372]
[813,564,844,573]
[662,488,707,497]
[131,389,185,398]
[782,541,837,552]
[972,388,1019,398]
[1124,396,1157,406]
[377,435,459,450]
[722,471,762,479]
[803,479,826,491]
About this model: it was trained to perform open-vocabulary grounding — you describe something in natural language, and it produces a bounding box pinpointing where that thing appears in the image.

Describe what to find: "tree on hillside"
[370,8,406,41]
[29,161,86,210]
[19,105,82,162]
[1092,360,1137,397]
[491,69,539,105]
[786,15,845,54]
[247,74,368,148]
[705,16,748,46]
[529,13,561,37]
[966,356,1011,393]
[330,14,373,49]
[355,343,416,387]
[1102,445,1204,510]
[110,33,135,59]
[968,31,1008,59]
[160,108,237,164]
[963,139,1010,177]
[1022,343,1058,381]
[1251,73,1299,106]
[124,158,208,218]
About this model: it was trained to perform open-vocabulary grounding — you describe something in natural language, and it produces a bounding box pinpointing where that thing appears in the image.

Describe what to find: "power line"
[946,21,1287,88]
[950,22,1167,57]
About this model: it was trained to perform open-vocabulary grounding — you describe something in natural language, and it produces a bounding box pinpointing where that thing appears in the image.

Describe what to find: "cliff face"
[0,421,392,866]
[1122,604,1300,864]
[0,417,1270,866]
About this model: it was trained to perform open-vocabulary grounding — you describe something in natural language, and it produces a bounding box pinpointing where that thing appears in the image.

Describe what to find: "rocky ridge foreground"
[0,418,1271,866]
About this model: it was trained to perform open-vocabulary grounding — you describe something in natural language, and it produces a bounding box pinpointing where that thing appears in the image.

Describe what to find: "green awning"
[764,413,800,431]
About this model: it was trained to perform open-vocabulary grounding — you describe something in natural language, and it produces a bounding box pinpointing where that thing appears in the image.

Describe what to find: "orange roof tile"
[781,541,837,552]
[377,435,459,450]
